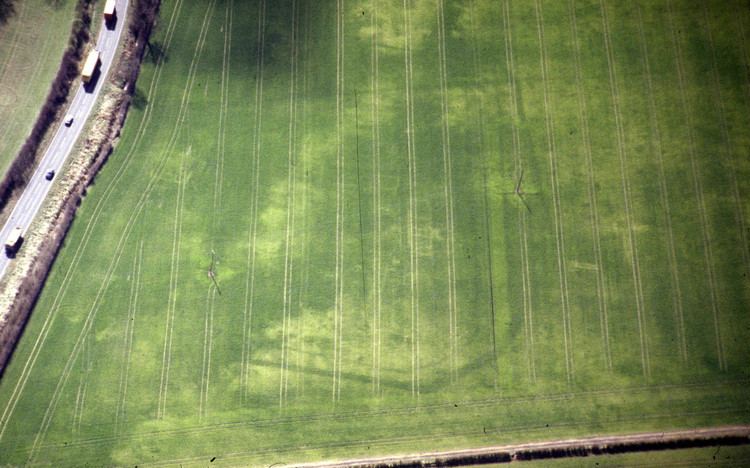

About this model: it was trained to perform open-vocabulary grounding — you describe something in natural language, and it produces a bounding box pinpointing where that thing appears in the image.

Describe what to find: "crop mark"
[502,0,537,383]
[403,0,420,399]
[280,0,300,409]
[115,240,144,434]
[370,0,383,396]
[667,0,725,371]
[436,0,459,384]
[568,0,612,372]
[0,0,185,445]
[600,0,650,379]
[634,4,686,364]
[200,284,216,422]
[332,0,345,403]
[702,3,750,278]
[241,0,267,404]
[534,0,574,383]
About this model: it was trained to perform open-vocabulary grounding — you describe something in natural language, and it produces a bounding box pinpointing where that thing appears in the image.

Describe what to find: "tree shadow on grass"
[131,85,148,110]
[0,0,16,26]
[145,40,168,65]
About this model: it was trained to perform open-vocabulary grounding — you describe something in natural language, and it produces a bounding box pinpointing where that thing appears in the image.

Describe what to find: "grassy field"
[0,0,77,176]
[0,0,749,465]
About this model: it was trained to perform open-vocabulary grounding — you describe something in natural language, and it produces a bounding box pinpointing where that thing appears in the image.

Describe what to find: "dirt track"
[295,425,750,467]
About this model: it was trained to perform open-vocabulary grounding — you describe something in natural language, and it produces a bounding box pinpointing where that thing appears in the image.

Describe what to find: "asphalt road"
[0,0,128,279]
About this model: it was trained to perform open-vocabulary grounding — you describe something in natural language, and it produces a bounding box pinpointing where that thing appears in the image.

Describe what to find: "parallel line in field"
[295,1,313,399]
[568,0,612,372]
[26,378,748,453]
[634,4,687,363]
[0,0,185,443]
[144,407,750,467]
[157,0,216,421]
[703,4,750,277]
[436,0,459,384]
[667,0,725,371]
[280,0,300,409]
[199,285,216,421]
[241,0,267,405]
[332,0,345,403]
[534,0,574,383]
[370,0,383,396]
[0,1,26,84]
[115,240,144,434]
[600,0,650,379]
[403,0,420,399]
[502,0,536,383]
[738,11,750,126]
[71,334,90,438]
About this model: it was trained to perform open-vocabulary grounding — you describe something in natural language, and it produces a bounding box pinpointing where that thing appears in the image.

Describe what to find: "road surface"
[0,0,129,279]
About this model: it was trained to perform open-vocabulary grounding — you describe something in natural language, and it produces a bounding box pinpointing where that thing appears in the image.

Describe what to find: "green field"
[0,0,77,176]
[0,0,749,465]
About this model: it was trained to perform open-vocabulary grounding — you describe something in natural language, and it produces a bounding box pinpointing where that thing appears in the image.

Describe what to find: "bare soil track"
[296,425,750,467]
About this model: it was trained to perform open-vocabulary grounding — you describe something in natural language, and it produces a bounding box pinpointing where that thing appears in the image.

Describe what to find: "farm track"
[534,0,574,383]
[332,0,345,403]
[280,0,300,409]
[115,240,144,434]
[502,0,536,383]
[241,0,267,405]
[95,412,750,467]
[0,0,184,444]
[702,4,750,279]
[666,0,725,371]
[403,0,421,400]
[369,0,383,396]
[634,4,687,364]
[599,0,650,379]
[16,379,744,455]
[568,0,612,372]
[436,0,458,384]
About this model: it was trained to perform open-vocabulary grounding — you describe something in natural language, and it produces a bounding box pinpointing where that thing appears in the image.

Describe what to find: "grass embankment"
[0,0,748,465]
[0,0,78,176]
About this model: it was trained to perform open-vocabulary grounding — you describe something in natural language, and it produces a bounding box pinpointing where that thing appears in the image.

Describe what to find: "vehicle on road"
[4,226,23,257]
[81,49,100,84]
[104,0,117,24]
[45,170,55,181]
[64,114,74,126]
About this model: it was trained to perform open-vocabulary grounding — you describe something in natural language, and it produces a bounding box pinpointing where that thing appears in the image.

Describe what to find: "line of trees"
[0,0,93,212]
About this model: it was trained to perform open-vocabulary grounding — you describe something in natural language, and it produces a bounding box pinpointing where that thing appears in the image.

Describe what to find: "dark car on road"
[45,170,55,181]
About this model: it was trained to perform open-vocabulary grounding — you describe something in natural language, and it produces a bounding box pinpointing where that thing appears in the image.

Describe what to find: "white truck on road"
[4,226,23,257]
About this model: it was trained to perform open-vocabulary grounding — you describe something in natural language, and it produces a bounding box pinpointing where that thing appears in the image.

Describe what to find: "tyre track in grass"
[71,332,91,438]
[0,0,184,444]
[502,0,537,383]
[24,378,748,454]
[402,0,420,400]
[280,0,299,409]
[436,0,458,384]
[199,284,216,422]
[702,3,750,279]
[296,0,312,399]
[0,0,27,83]
[533,0,574,384]
[666,0,725,371]
[240,0,267,405]
[130,412,750,467]
[600,0,650,379]
[634,4,687,364]
[332,0,345,403]
[568,0,612,372]
[115,240,144,435]
[370,0,383,396]
[29,11,212,449]
[157,0,217,420]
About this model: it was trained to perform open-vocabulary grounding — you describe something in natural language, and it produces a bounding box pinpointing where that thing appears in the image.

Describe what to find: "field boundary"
[293,425,750,468]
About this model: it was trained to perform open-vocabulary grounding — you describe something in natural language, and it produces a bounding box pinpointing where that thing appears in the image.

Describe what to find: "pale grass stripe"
[599,0,650,379]
[436,0,458,383]
[241,0,267,404]
[0,0,185,443]
[666,0,725,371]
[702,3,750,278]
[370,0,383,395]
[568,0,612,371]
[534,0,574,383]
[502,0,537,383]
[634,4,687,363]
